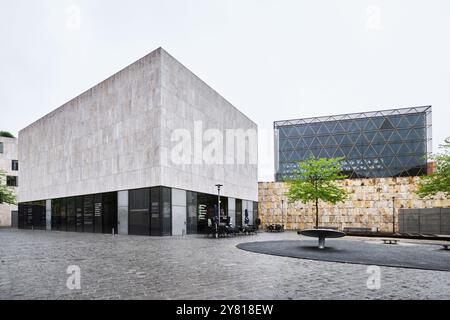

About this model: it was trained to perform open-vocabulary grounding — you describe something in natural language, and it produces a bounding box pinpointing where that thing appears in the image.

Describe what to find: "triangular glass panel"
[334,134,345,144]
[341,135,353,146]
[340,146,353,156]
[356,135,369,144]
[372,144,384,155]
[350,146,362,157]
[364,145,377,158]
[310,123,320,134]
[311,137,320,147]
[318,149,329,158]
[371,117,384,129]
[303,136,314,147]
[348,121,359,132]
[298,125,307,135]
[398,143,410,155]
[312,149,321,158]
[333,148,345,157]
[317,123,329,134]
[304,125,314,136]
[380,118,395,130]
[381,130,393,141]
[389,116,402,127]
[340,121,352,132]
[389,130,403,143]
[363,119,378,131]
[398,116,410,129]
[389,142,403,155]
[329,135,338,146]
[354,119,366,131]
[364,131,376,142]
[407,128,423,140]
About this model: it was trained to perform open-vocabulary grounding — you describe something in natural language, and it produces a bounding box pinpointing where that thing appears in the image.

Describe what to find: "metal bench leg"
[318,236,325,249]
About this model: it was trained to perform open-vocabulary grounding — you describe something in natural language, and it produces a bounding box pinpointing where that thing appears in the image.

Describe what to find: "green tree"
[285,157,348,228]
[0,131,15,138]
[0,170,16,205]
[417,138,450,198]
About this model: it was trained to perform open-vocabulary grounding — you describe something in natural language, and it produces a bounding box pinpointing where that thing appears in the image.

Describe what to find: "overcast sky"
[1,0,449,181]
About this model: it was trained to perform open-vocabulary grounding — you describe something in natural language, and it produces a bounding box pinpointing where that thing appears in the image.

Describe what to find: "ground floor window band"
[18,187,258,236]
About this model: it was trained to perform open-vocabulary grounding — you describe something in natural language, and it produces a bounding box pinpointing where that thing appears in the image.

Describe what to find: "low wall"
[258,177,450,233]
[399,208,450,235]
[0,203,17,227]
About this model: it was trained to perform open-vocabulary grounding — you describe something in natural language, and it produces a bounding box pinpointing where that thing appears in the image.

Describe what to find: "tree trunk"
[315,198,319,229]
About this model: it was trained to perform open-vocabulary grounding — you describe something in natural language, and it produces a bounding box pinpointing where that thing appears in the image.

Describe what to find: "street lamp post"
[392,196,396,234]
[215,184,223,239]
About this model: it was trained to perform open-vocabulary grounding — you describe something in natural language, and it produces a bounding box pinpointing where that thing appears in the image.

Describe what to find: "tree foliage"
[417,138,450,198]
[0,131,15,138]
[0,170,16,205]
[285,157,348,228]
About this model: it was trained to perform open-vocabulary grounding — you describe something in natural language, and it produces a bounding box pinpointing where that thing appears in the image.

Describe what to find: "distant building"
[274,106,432,181]
[0,136,18,226]
[18,47,258,236]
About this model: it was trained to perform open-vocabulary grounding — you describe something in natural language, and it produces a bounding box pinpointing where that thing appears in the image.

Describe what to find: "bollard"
[112,228,115,237]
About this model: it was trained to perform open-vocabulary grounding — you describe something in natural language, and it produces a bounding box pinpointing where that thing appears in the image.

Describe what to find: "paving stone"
[0,229,449,299]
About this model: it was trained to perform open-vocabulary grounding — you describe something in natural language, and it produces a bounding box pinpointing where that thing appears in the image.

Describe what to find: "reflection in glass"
[186,191,197,234]
[76,196,84,232]
[150,187,161,236]
[129,188,150,236]
[67,198,76,232]
[83,195,94,233]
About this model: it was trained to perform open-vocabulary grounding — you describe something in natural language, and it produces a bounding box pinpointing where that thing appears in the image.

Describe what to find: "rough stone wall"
[258,177,450,232]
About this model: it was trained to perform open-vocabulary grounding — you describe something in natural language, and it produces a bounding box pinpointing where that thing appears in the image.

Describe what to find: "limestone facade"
[258,177,450,232]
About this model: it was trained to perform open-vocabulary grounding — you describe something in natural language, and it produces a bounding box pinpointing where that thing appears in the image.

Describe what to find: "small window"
[12,160,18,171]
[0,142,3,153]
[7,176,18,187]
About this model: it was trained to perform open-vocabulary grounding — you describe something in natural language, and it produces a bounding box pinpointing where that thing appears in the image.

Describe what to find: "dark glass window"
[66,198,76,232]
[51,199,61,231]
[236,199,242,227]
[102,192,117,234]
[20,191,118,234]
[6,176,18,187]
[83,195,94,233]
[0,142,3,153]
[94,194,103,233]
[60,198,67,231]
[26,204,33,228]
[11,160,18,171]
[150,187,161,236]
[186,191,198,234]
[129,188,150,236]
[18,204,25,229]
[253,202,259,225]
[75,196,84,232]
[161,187,172,236]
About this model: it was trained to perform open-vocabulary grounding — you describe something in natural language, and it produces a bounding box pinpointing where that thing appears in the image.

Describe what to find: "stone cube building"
[18,47,258,236]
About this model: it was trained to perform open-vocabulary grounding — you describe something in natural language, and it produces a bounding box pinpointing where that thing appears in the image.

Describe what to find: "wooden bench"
[382,239,399,245]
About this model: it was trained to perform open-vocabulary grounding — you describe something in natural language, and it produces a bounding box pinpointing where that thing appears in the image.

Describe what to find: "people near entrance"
[244,209,250,225]
[255,217,261,230]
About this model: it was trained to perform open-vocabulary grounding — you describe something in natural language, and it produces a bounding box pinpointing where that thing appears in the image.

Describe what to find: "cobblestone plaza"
[1,229,449,300]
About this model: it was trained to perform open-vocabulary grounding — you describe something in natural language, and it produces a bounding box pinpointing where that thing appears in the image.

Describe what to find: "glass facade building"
[274,106,432,181]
